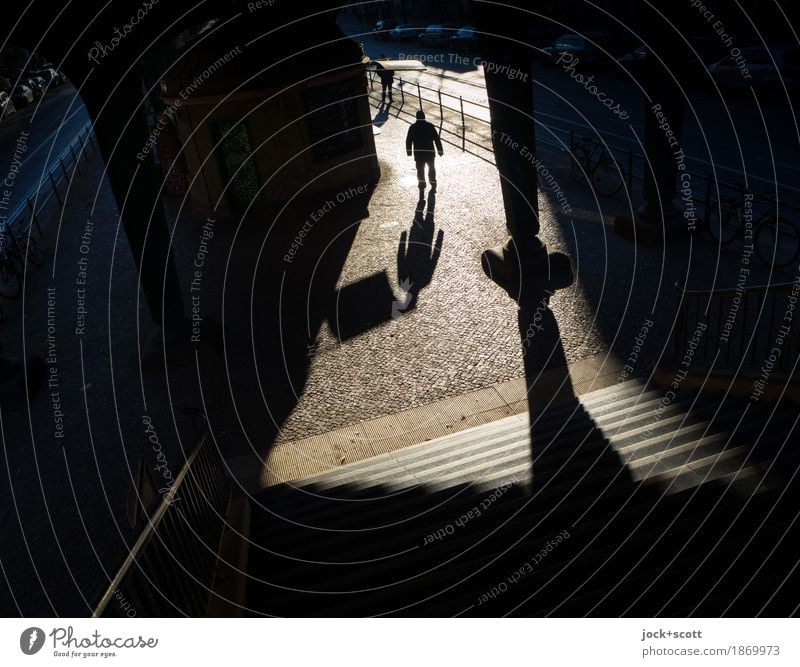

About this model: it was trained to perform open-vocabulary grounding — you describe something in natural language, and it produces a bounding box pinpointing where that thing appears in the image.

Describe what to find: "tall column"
[471,1,568,298]
[615,0,687,243]
[73,38,189,341]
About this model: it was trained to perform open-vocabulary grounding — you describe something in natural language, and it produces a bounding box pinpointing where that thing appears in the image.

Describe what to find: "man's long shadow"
[397,190,444,311]
[327,190,443,341]
[372,106,390,127]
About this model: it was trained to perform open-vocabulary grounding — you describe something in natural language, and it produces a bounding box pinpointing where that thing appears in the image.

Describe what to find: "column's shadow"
[516,255,633,509]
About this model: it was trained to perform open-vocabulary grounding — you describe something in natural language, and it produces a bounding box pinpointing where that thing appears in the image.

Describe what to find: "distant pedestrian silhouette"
[377,53,394,105]
[406,110,443,193]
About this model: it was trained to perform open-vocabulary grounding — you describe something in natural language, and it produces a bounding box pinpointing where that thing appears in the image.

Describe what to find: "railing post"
[460,96,465,151]
[438,89,443,125]
[79,129,90,162]
[417,82,422,109]
[48,172,63,206]
[26,198,42,237]
[69,144,81,175]
[400,78,404,106]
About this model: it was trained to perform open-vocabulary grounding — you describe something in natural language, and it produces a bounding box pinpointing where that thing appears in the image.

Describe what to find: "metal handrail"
[669,279,799,383]
[1,120,95,244]
[369,70,800,211]
[92,431,231,617]
[678,280,796,297]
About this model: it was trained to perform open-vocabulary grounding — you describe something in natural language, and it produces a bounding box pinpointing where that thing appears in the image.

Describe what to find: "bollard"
[460,96,465,151]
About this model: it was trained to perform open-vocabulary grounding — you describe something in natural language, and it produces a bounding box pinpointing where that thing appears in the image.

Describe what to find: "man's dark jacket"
[406,120,443,159]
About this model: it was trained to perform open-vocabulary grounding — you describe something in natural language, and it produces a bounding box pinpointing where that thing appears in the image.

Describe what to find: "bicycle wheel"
[755,216,800,269]
[591,155,624,197]
[0,258,21,300]
[705,200,739,246]
[570,146,589,183]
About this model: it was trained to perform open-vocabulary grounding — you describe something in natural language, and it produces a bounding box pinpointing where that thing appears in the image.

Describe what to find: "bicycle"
[0,226,44,300]
[705,186,800,269]
[570,134,625,197]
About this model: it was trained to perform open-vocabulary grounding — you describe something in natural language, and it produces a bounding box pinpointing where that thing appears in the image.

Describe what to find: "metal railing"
[0,121,96,308]
[368,70,800,223]
[669,279,800,382]
[93,431,231,617]
[3,121,95,240]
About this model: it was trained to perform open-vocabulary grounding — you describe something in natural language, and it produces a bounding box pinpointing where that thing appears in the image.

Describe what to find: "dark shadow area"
[198,186,379,455]
[237,265,800,617]
[239,380,800,616]
[329,270,397,341]
[397,190,444,311]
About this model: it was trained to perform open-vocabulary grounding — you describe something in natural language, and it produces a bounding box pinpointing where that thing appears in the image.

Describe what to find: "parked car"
[617,45,646,71]
[11,83,34,108]
[25,76,45,98]
[418,24,458,48]
[0,91,15,119]
[709,46,800,96]
[618,38,725,85]
[389,24,422,42]
[26,73,49,90]
[31,67,62,86]
[541,32,606,66]
[373,19,398,41]
[450,25,478,53]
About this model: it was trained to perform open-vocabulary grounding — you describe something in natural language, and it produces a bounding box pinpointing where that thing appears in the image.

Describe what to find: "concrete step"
[250,393,760,538]
[243,380,799,617]
[254,389,724,518]
[263,437,795,617]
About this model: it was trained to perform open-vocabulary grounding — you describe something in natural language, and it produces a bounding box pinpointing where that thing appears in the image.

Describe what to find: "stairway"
[243,379,800,616]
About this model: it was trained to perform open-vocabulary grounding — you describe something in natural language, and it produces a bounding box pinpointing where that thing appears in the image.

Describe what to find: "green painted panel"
[211,120,260,212]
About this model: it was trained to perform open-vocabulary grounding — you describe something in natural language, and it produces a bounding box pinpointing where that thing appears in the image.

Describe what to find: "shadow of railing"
[92,431,230,617]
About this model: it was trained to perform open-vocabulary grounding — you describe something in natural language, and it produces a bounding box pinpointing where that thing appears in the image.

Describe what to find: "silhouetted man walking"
[378,53,394,105]
[406,110,443,192]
